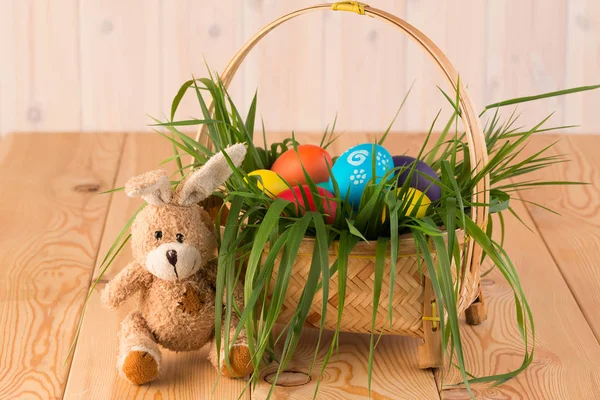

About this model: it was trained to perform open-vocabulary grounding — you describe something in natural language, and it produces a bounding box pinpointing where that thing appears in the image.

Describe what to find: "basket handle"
[195,3,490,284]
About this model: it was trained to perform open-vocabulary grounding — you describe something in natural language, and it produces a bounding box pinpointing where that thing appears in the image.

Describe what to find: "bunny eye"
[154,231,163,240]
[176,233,184,243]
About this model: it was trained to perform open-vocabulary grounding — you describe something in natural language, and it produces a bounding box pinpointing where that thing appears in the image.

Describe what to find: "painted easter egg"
[271,145,333,185]
[277,185,338,224]
[316,181,334,192]
[245,169,288,197]
[392,155,441,202]
[329,143,393,207]
[401,187,432,218]
[381,187,432,222]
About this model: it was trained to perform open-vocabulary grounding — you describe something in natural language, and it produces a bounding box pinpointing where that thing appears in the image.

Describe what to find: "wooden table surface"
[1,132,600,400]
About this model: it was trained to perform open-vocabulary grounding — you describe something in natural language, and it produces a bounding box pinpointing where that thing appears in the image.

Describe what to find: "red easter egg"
[271,145,332,185]
[277,185,338,224]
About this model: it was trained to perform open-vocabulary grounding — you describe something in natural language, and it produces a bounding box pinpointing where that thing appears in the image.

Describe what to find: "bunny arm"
[101,261,153,309]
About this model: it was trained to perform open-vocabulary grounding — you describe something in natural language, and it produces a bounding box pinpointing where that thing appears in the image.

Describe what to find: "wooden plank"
[161,0,243,127]
[79,0,161,131]
[1,1,599,135]
[63,134,251,399]
[485,0,568,130]
[402,0,452,133]
[519,134,600,340]
[0,0,14,135]
[322,0,408,133]
[564,0,600,133]
[240,1,326,133]
[0,0,81,134]
[0,133,124,399]
[253,328,440,400]
[321,1,486,134]
[444,1,487,112]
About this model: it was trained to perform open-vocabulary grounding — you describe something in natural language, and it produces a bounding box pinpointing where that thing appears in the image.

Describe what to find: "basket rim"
[264,228,465,256]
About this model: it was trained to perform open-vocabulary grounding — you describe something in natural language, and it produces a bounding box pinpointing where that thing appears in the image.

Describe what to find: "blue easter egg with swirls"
[329,143,393,207]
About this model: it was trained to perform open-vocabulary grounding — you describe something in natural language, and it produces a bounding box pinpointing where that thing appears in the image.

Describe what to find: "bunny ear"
[125,170,173,205]
[177,143,246,206]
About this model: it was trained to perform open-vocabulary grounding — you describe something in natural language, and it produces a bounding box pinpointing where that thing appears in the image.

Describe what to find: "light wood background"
[1,0,600,136]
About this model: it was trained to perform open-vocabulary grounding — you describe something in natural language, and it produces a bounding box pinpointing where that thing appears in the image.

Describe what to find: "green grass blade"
[485,84,600,110]
[367,237,388,394]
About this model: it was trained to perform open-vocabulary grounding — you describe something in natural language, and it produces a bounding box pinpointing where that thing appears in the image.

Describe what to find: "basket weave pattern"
[265,231,463,336]
[267,246,431,337]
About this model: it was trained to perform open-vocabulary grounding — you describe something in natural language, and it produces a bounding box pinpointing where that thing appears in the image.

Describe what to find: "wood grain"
[161,0,243,125]
[239,1,327,133]
[322,0,408,133]
[485,0,569,129]
[519,135,600,341]
[564,0,600,132]
[63,134,252,400]
[445,1,486,111]
[0,133,124,399]
[2,1,600,135]
[79,0,161,131]
[0,0,81,133]
[437,200,600,399]
[0,0,15,135]
[402,0,452,133]
[253,328,440,400]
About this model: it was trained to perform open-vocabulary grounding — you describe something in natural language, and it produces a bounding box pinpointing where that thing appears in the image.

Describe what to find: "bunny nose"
[166,249,178,266]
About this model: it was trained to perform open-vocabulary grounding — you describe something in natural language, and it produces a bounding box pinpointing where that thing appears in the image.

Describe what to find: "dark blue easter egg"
[392,155,441,202]
[330,143,393,207]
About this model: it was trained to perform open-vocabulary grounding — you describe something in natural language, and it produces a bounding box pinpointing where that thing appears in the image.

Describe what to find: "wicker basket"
[197,2,490,369]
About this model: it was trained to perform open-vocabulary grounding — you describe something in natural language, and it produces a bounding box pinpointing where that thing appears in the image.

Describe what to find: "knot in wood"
[75,183,101,193]
[263,370,311,387]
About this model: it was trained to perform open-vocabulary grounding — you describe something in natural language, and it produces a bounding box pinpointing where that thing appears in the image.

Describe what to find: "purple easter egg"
[392,155,441,202]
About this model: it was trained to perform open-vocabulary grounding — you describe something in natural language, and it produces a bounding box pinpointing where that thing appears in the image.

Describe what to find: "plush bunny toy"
[101,144,253,385]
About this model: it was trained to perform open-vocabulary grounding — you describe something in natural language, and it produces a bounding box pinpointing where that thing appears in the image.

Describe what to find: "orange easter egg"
[271,145,332,186]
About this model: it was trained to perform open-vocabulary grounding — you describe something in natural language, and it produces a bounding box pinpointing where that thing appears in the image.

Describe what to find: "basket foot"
[418,279,442,369]
[465,290,488,325]
[418,325,442,369]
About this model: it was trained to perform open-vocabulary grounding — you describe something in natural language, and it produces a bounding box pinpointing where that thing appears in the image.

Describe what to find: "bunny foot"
[121,348,159,385]
[220,344,253,378]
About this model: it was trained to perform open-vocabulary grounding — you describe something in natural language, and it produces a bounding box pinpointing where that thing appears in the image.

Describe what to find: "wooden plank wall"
[0,0,599,136]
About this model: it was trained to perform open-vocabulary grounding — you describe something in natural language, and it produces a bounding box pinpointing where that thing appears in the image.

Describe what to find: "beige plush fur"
[102,144,253,385]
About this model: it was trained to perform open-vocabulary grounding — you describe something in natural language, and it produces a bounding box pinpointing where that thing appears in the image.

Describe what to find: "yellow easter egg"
[381,187,432,223]
[245,169,288,197]
[402,188,431,218]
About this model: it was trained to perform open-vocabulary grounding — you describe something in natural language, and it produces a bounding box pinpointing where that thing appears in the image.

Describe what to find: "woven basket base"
[269,251,440,337]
